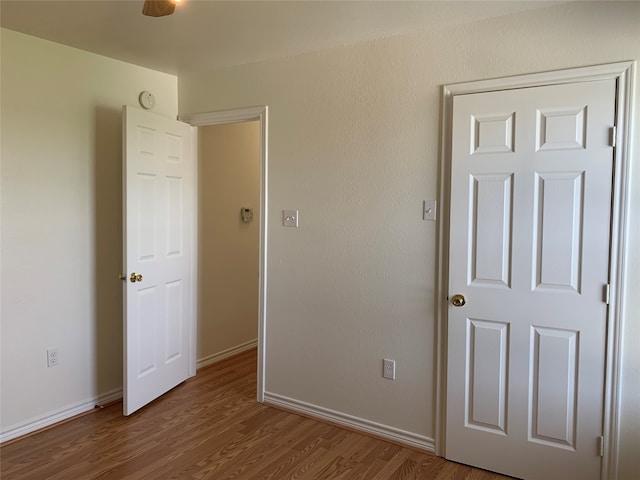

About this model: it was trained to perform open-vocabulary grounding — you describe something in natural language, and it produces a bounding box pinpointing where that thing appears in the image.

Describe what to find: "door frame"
[180,106,268,402]
[435,62,635,479]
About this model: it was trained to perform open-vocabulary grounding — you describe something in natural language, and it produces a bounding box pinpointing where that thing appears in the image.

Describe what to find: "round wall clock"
[139,91,156,110]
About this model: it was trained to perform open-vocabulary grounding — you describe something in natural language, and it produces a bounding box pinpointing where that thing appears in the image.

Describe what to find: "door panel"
[446,79,615,480]
[533,171,583,292]
[466,318,509,433]
[529,326,578,449]
[123,106,194,416]
[469,173,513,287]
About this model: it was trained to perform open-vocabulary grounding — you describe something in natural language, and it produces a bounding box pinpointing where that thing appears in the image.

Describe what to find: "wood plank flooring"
[1,349,513,479]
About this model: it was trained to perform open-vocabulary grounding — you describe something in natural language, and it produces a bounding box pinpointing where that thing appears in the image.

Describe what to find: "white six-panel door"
[123,106,194,415]
[446,79,615,479]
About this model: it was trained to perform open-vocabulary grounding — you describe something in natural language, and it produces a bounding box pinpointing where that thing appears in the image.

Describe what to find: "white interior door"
[446,79,615,479]
[123,105,194,415]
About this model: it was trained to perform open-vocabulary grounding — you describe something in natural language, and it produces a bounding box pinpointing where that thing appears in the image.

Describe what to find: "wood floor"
[1,349,513,479]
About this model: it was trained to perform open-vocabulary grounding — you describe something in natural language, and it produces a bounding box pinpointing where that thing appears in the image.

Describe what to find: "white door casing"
[445,79,615,479]
[179,106,269,403]
[123,105,194,416]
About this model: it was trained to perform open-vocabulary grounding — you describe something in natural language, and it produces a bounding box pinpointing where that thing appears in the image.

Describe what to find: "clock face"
[139,91,156,110]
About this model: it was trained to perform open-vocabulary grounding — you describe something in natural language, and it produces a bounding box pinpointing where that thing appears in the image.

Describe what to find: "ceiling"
[1,1,564,75]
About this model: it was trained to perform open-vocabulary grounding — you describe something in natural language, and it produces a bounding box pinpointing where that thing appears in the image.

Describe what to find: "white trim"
[444,61,635,95]
[602,61,635,480]
[180,106,266,126]
[436,61,635,478]
[186,123,200,378]
[188,124,199,379]
[264,392,434,452]
[0,388,123,444]
[196,339,258,370]
[180,106,268,403]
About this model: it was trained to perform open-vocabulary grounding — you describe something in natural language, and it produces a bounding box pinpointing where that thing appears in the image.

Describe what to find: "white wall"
[178,2,640,478]
[198,122,260,362]
[0,29,178,437]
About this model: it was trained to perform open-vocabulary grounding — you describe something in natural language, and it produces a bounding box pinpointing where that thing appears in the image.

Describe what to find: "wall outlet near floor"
[47,348,59,368]
[383,359,396,380]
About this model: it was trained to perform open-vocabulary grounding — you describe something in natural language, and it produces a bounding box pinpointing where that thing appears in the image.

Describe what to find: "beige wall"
[197,122,260,361]
[178,2,640,478]
[1,3,638,477]
[0,29,178,436]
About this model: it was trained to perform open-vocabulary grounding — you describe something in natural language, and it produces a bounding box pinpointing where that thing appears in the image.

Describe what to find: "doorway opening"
[196,121,261,373]
[182,107,268,402]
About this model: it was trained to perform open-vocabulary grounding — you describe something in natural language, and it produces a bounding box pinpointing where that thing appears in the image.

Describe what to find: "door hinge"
[604,284,610,305]
[610,126,617,147]
[598,435,605,457]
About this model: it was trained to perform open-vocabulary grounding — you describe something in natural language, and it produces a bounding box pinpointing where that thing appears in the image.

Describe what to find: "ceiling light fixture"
[142,0,183,18]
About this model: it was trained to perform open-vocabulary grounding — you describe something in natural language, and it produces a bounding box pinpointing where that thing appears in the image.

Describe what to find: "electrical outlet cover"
[47,348,59,368]
[383,359,396,380]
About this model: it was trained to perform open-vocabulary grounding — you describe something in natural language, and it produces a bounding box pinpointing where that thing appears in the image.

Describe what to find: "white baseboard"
[2,340,258,444]
[0,388,123,444]
[196,339,257,370]
[263,391,435,452]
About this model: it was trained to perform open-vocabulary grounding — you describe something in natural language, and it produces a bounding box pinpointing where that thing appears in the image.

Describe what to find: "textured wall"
[198,122,260,361]
[178,2,639,477]
[0,29,178,434]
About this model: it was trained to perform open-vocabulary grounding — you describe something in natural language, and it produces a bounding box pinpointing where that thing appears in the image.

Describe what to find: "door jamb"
[180,106,269,402]
[435,62,635,479]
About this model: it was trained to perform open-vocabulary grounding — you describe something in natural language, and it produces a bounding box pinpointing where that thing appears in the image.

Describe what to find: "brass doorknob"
[451,294,466,307]
[129,272,143,283]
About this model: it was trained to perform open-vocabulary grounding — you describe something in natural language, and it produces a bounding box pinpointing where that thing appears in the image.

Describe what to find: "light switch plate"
[283,209,299,227]
[423,200,437,221]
